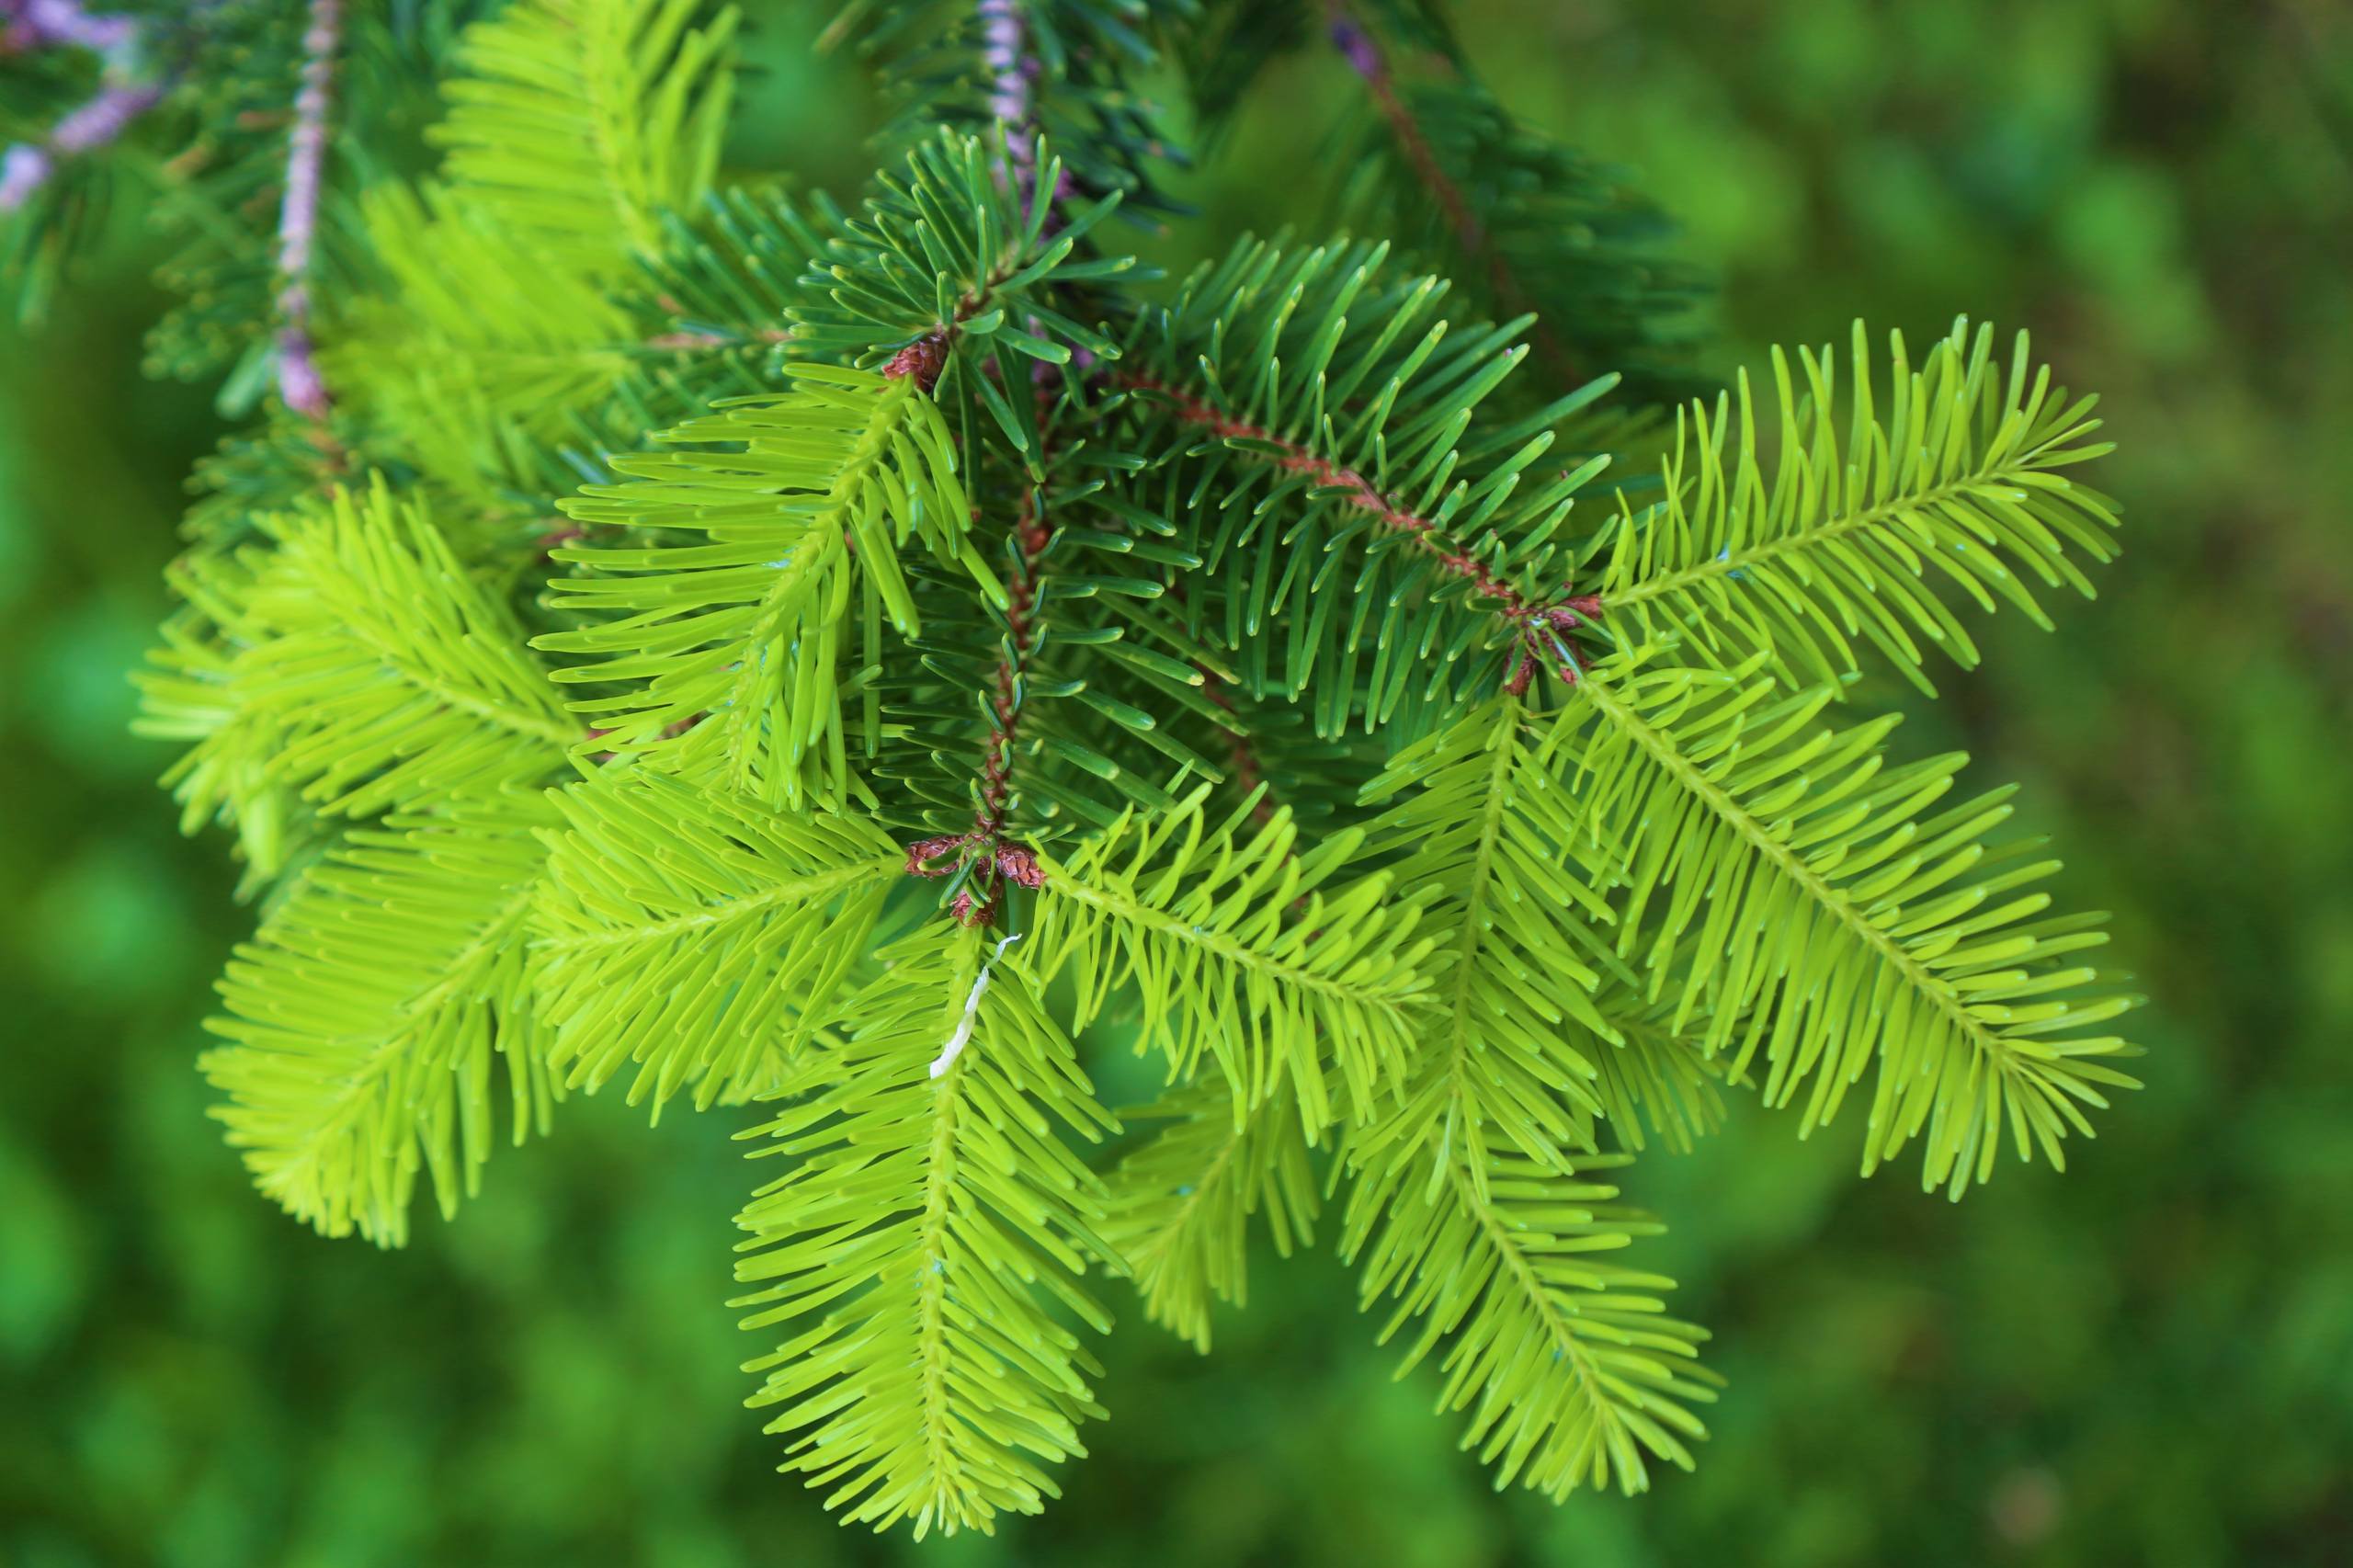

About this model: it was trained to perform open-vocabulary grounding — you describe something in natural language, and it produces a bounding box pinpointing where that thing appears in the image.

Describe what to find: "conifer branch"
[1590,322,2121,694]
[1576,968,1745,1153]
[433,0,740,266]
[1033,794,1436,1127]
[904,476,1055,925]
[539,365,986,808]
[1356,693,1617,1173]
[733,926,1118,1536]
[202,799,562,1245]
[1342,1143,1715,1496]
[1102,1075,1319,1350]
[1558,664,2143,1193]
[533,773,901,1109]
[1582,676,2006,1052]
[93,6,2139,1528]
[960,44,1063,851]
[895,36,1097,920]
[972,477,1049,822]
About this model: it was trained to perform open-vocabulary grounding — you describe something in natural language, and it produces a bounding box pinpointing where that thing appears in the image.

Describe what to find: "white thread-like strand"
[930,932,1021,1079]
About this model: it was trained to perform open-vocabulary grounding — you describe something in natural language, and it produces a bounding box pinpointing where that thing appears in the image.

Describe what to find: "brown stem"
[1120,369,1600,689]
[975,479,1052,840]
[1323,0,1578,388]
[1196,665,1279,829]
[904,378,1058,926]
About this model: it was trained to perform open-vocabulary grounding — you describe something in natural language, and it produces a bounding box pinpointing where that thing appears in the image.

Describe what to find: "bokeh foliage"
[3,1,2348,1563]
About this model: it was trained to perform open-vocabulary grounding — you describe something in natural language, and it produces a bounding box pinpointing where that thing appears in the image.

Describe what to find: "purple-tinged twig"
[0,85,160,211]
[974,0,1075,225]
[0,146,46,210]
[272,0,340,426]
[978,0,1032,187]
[2,0,135,53]
[0,2,156,213]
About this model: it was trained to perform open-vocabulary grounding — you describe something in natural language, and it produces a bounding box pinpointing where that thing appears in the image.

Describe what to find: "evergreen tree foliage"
[6,0,2143,1535]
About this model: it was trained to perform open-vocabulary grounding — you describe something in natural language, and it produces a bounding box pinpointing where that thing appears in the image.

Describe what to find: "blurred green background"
[5,2,2350,1563]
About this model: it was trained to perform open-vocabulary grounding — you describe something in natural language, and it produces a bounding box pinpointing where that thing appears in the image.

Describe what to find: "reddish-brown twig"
[1120,369,1602,689]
